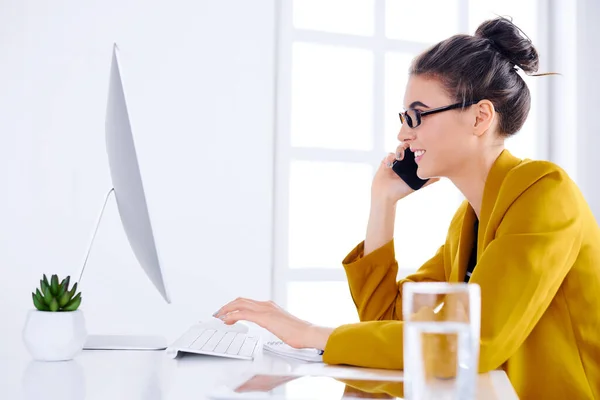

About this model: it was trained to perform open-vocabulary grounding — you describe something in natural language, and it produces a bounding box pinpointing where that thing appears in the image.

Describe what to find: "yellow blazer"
[322,149,600,399]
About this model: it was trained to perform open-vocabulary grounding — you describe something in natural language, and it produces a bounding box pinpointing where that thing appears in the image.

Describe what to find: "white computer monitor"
[80,44,171,350]
[105,44,170,304]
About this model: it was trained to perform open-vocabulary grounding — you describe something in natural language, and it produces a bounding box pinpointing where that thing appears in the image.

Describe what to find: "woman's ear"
[473,100,495,137]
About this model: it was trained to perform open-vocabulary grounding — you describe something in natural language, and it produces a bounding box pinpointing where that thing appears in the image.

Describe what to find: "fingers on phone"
[383,153,397,168]
[395,142,410,161]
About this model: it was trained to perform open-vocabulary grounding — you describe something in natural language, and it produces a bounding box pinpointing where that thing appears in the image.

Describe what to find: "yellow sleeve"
[325,170,582,372]
[323,319,405,369]
[322,300,444,370]
[321,241,446,370]
[342,239,446,321]
[474,171,582,372]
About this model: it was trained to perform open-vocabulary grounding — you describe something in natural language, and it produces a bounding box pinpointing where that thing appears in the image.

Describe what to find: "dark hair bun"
[475,17,539,74]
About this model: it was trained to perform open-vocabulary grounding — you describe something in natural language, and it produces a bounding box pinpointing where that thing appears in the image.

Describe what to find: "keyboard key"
[202,330,227,352]
[175,327,205,348]
[239,338,258,357]
[226,334,248,355]
[190,329,216,350]
[214,332,237,354]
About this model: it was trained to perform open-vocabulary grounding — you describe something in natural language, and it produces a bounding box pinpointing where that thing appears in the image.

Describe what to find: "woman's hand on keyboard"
[214,298,334,350]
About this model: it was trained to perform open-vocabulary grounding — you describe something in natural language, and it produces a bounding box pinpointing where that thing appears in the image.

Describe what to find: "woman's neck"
[449,146,505,219]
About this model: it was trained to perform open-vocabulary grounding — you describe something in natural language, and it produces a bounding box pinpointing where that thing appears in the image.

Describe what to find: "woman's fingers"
[221,310,244,325]
[214,298,261,318]
[382,153,398,168]
[383,141,409,168]
[214,299,318,349]
[221,309,268,328]
[215,298,277,318]
[395,142,409,161]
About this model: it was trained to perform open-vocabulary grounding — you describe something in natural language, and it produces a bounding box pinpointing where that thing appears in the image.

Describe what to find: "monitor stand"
[78,188,167,351]
[84,335,167,350]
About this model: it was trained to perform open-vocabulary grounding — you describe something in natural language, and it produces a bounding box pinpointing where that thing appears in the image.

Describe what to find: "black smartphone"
[391,149,429,190]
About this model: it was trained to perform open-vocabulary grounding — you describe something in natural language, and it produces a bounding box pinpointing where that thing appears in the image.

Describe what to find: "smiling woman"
[217,16,600,400]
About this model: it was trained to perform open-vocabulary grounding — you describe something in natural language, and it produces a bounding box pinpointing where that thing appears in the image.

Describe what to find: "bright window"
[274,1,546,324]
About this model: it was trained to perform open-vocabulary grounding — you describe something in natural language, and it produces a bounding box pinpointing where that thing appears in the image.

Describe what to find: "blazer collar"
[452,149,522,282]
[479,149,523,232]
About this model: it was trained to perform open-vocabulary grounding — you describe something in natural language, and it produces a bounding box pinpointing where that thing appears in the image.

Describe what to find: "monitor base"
[83,334,167,350]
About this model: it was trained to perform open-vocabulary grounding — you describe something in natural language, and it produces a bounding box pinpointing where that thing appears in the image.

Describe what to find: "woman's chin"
[416,166,430,180]
[416,161,441,180]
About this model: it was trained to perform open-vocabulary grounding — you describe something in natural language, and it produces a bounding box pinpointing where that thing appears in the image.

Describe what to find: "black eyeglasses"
[399,100,480,129]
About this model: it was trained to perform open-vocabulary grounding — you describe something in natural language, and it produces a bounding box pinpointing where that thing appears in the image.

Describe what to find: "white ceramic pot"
[22,309,87,361]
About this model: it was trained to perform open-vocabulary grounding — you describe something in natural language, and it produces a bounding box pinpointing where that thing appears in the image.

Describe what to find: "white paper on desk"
[263,341,324,362]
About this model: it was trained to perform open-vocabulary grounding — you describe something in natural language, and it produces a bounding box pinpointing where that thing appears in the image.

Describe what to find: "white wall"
[0,0,276,366]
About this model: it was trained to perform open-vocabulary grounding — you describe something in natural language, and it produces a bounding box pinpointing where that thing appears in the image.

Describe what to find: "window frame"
[272,0,551,307]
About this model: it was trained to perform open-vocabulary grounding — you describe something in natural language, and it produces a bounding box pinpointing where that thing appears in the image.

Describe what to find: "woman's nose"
[397,124,415,142]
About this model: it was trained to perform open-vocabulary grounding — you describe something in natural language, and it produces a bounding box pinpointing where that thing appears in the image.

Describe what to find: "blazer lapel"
[449,149,523,282]
[478,149,523,258]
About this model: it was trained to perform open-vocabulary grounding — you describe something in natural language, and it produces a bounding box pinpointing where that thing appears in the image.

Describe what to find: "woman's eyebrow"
[407,101,430,109]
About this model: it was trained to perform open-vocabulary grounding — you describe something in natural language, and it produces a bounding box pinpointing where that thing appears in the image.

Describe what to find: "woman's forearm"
[364,197,397,256]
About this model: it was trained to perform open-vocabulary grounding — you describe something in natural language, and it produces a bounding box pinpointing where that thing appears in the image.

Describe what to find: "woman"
[214,17,600,398]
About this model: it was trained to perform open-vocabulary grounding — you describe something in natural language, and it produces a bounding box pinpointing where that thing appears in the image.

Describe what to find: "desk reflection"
[22,360,86,400]
[21,351,166,400]
[229,374,405,399]
[341,379,404,399]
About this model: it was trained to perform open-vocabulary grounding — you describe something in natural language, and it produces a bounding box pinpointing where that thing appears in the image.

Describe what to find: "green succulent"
[31,274,82,312]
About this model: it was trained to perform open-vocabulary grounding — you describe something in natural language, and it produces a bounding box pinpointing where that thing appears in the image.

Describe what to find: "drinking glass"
[402,282,481,400]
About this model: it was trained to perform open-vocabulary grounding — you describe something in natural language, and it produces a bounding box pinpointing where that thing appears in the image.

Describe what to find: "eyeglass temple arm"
[420,101,479,117]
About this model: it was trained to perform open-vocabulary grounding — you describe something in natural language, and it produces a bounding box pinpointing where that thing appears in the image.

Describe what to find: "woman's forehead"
[403,75,451,108]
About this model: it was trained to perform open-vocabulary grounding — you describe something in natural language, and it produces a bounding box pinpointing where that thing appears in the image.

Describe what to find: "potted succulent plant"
[22,274,87,361]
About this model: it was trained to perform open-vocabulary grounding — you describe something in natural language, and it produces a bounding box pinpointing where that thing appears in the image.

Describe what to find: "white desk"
[2,330,518,400]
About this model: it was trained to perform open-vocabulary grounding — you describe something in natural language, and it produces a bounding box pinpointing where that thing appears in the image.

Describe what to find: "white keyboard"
[166,321,259,360]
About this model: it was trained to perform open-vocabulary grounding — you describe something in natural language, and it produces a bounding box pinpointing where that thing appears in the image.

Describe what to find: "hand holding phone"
[391,149,429,191]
